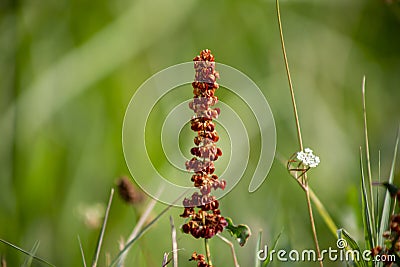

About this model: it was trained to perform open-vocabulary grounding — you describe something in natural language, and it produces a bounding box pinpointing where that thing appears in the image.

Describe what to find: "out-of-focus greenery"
[1,0,400,266]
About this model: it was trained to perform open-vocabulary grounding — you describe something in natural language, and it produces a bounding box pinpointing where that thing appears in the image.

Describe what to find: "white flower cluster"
[296,148,320,168]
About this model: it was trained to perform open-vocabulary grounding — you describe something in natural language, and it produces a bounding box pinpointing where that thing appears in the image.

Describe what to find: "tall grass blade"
[117,195,159,266]
[376,151,381,233]
[78,235,87,267]
[92,188,114,267]
[309,188,338,237]
[262,229,283,267]
[378,128,399,246]
[109,203,172,267]
[255,231,263,267]
[362,77,377,238]
[0,239,55,267]
[109,190,187,267]
[360,148,374,250]
[22,240,40,267]
[169,216,178,267]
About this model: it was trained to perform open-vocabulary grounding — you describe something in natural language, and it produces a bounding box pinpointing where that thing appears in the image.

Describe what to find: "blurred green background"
[1,0,400,266]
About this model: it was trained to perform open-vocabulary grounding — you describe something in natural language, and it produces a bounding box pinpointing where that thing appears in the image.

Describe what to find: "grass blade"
[376,151,381,234]
[337,228,368,267]
[262,229,283,267]
[362,77,377,239]
[309,188,338,237]
[22,240,40,267]
[255,231,263,267]
[78,235,88,267]
[378,128,400,246]
[117,196,158,266]
[360,148,374,250]
[109,203,172,266]
[169,216,178,267]
[109,190,187,267]
[92,188,114,267]
[0,239,55,267]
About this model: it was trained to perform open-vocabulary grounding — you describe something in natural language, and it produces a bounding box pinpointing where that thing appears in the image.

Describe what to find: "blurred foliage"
[0,0,400,266]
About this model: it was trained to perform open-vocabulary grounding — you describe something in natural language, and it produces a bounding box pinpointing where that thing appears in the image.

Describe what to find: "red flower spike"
[182,50,228,266]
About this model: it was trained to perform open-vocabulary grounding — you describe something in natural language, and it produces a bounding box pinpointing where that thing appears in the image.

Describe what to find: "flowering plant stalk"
[181,49,228,267]
[276,1,323,266]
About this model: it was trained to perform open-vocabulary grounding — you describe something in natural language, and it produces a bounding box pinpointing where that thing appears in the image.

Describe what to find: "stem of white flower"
[276,1,323,266]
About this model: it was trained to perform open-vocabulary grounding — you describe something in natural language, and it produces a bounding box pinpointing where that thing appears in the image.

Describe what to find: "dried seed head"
[116,176,145,205]
[182,49,227,245]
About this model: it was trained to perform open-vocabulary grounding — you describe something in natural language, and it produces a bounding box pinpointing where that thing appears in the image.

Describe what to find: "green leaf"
[337,228,369,267]
[225,217,251,247]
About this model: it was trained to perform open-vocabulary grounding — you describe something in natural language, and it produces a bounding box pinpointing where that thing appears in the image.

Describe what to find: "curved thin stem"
[216,234,239,267]
[276,0,303,152]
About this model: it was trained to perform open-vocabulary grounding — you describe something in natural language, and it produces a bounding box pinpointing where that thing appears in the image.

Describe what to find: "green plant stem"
[205,239,212,266]
[276,0,323,266]
[305,187,323,267]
